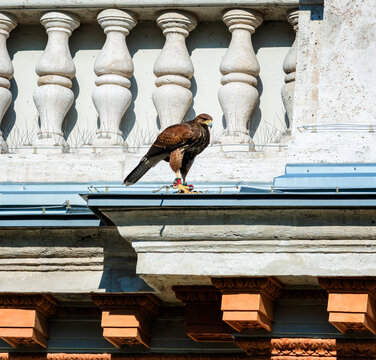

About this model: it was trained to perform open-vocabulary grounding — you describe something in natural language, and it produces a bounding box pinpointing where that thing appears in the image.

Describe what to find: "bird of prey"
[124,113,213,193]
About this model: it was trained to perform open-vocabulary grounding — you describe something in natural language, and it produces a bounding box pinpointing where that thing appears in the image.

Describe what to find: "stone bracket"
[92,294,160,348]
[319,277,376,335]
[0,294,57,348]
[173,285,234,342]
[212,277,283,333]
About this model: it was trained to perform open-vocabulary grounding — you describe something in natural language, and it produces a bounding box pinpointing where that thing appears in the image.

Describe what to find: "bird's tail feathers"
[124,155,166,186]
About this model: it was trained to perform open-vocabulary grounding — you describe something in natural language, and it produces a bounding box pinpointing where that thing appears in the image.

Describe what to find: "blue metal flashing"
[0,183,106,227]
[273,163,376,191]
[3,164,376,226]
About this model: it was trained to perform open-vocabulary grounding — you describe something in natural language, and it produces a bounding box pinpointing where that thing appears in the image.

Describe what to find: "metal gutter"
[0,183,105,227]
[85,192,376,209]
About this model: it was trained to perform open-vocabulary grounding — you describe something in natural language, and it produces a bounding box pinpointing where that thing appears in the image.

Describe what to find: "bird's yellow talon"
[177,183,191,193]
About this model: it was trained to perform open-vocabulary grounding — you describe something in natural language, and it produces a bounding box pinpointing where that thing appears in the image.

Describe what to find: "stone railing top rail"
[0,0,322,23]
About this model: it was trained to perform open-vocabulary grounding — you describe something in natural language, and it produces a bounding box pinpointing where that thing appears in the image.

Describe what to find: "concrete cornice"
[0,0,300,9]
[0,0,303,23]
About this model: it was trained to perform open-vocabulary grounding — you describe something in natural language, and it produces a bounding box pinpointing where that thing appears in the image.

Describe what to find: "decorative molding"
[173,286,222,303]
[152,10,197,129]
[0,12,17,153]
[235,338,337,357]
[212,277,283,300]
[4,340,376,358]
[318,277,376,297]
[0,355,248,360]
[91,294,160,317]
[0,294,58,317]
[92,9,137,148]
[173,286,234,342]
[91,294,161,348]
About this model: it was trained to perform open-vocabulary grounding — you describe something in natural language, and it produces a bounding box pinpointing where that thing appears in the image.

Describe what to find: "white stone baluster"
[218,9,263,146]
[92,9,137,149]
[153,11,197,129]
[0,12,16,153]
[33,11,80,151]
[281,9,299,128]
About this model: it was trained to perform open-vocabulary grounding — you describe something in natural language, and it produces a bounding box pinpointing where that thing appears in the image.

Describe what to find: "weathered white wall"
[2,20,293,150]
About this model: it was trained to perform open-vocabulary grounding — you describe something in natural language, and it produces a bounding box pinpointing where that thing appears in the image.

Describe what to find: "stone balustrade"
[0,12,16,153]
[92,9,137,149]
[152,11,197,129]
[32,11,80,152]
[218,9,263,147]
[0,5,298,154]
[281,9,298,129]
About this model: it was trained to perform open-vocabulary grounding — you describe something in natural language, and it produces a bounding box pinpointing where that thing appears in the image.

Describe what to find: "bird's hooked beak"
[204,119,213,128]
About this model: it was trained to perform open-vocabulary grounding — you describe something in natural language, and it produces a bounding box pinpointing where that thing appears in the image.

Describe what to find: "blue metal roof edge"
[273,163,376,191]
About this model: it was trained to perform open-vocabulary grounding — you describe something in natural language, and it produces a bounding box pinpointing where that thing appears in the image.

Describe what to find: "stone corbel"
[212,277,282,332]
[173,285,234,342]
[319,277,376,334]
[91,294,160,348]
[0,294,57,348]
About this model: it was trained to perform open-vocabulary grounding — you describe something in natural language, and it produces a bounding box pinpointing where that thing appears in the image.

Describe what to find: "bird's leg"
[173,171,191,193]
[182,179,194,192]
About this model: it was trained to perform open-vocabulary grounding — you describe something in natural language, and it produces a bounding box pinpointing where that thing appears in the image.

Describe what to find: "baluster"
[218,9,263,146]
[0,12,16,153]
[153,11,197,129]
[32,11,80,152]
[281,9,299,129]
[92,9,137,150]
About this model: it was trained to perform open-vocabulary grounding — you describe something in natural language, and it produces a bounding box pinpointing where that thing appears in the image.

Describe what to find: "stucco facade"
[0,0,376,358]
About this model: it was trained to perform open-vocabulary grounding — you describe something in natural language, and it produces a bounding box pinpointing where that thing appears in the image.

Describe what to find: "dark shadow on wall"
[250,20,295,136]
[0,227,152,293]
[1,25,46,140]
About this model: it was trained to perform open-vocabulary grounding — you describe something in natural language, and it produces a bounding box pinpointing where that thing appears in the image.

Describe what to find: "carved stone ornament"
[91,294,160,348]
[319,277,376,335]
[218,9,263,146]
[173,286,234,342]
[212,277,282,333]
[92,9,137,148]
[0,294,57,348]
[212,277,283,300]
[3,339,376,358]
[32,11,80,151]
[0,12,16,153]
[281,9,299,128]
[152,11,197,129]
[0,355,248,360]
[0,294,58,317]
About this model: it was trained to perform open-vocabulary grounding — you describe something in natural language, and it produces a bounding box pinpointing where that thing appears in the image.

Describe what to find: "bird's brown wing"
[124,123,193,186]
[145,123,193,158]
